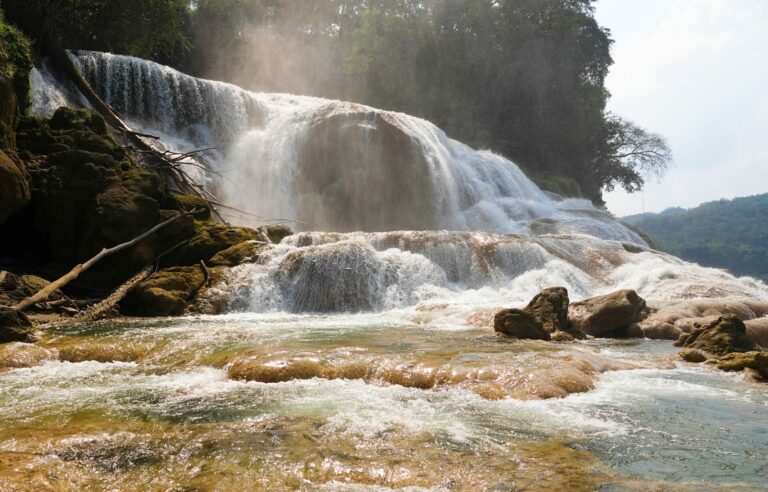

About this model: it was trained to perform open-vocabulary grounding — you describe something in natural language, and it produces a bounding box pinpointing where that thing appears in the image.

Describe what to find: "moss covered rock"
[675,315,757,356]
[0,13,32,113]
[717,351,768,381]
[679,348,707,363]
[171,221,262,266]
[0,307,33,343]
[121,266,206,317]
[171,192,212,220]
[208,240,268,267]
[49,107,107,135]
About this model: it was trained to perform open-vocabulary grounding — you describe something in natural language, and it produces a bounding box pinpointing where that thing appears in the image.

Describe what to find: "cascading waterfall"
[30,51,768,315]
[69,51,644,241]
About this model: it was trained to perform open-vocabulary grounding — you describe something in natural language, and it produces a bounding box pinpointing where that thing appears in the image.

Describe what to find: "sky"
[595,0,768,217]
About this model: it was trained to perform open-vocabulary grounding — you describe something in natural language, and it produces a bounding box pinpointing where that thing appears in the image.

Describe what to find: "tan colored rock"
[717,351,768,381]
[121,266,206,317]
[568,289,648,337]
[745,317,768,348]
[679,348,707,363]
[523,287,569,333]
[493,309,551,340]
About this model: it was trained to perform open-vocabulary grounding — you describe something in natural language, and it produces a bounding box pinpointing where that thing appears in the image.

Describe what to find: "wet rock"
[121,266,206,317]
[716,351,768,381]
[679,348,707,363]
[523,286,569,333]
[208,240,269,267]
[633,320,682,340]
[0,307,33,343]
[550,331,575,343]
[568,289,648,337]
[0,342,53,368]
[171,192,212,220]
[675,315,757,356]
[261,224,293,244]
[49,107,107,135]
[493,309,551,340]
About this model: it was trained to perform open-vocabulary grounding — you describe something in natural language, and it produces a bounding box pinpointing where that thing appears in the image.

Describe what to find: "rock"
[523,286,569,333]
[0,342,53,368]
[171,192,212,220]
[675,315,757,356]
[568,289,648,337]
[679,348,707,363]
[0,148,29,225]
[635,320,682,340]
[0,307,33,343]
[49,107,107,135]
[551,331,575,342]
[170,221,262,266]
[673,315,720,334]
[261,224,293,244]
[493,309,551,340]
[0,270,63,306]
[717,351,768,381]
[208,240,269,267]
[121,266,206,317]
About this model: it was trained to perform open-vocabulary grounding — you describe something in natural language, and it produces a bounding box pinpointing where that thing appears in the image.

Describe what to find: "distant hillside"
[623,193,768,282]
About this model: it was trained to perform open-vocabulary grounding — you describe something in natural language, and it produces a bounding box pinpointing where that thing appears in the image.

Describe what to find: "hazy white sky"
[595,0,768,216]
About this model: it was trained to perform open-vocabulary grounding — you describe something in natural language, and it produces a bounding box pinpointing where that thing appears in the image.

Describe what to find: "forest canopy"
[1,0,671,203]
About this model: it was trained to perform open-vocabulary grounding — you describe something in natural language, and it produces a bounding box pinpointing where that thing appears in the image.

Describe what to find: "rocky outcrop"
[0,77,29,226]
[568,289,648,337]
[208,240,269,267]
[0,270,63,306]
[523,287,569,333]
[493,309,551,340]
[717,352,768,381]
[675,315,758,356]
[121,266,206,317]
[0,307,33,343]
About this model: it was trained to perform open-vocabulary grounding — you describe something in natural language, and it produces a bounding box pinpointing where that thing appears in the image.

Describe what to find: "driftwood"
[73,266,153,322]
[13,212,189,312]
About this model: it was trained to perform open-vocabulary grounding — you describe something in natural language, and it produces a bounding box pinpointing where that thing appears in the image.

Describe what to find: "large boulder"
[294,103,441,231]
[523,287,569,333]
[493,309,551,340]
[675,315,758,356]
[568,289,648,337]
[121,266,206,317]
[0,307,33,343]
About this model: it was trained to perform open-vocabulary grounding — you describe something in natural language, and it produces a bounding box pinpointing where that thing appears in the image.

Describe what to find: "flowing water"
[7,52,767,490]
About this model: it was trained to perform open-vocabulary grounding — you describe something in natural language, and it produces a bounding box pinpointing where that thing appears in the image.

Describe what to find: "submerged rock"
[675,315,758,356]
[493,309,551,340]
[568,289,648,337]
[0,307,33,343]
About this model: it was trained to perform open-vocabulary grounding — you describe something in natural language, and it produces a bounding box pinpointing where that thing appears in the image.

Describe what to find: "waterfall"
[29,52,768,315]
[68,50,642,241]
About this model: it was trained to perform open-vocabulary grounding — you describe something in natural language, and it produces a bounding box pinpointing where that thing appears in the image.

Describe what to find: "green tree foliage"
[0,8,32,112]
[0,0,191,64]
[2,0,671,203]
[624,194,768,282]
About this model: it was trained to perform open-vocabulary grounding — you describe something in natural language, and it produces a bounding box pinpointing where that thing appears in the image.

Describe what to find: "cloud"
[596,0,768,216]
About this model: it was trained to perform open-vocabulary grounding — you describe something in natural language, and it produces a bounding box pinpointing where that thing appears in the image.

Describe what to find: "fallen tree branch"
[72,266,154,322]
[13,212,190,312]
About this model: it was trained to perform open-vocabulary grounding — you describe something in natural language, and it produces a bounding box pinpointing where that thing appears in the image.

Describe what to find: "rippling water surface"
[1,314,766,491]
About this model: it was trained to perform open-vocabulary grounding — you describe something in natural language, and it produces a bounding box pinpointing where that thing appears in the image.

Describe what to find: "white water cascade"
[30,51,768,314]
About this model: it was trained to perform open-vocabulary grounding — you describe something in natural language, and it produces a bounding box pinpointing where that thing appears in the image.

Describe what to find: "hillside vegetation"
[624,194,768,282]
